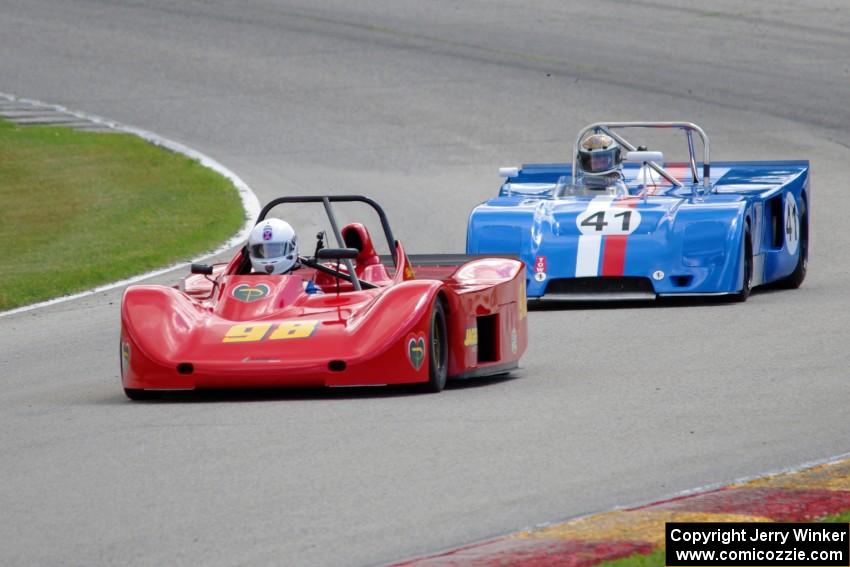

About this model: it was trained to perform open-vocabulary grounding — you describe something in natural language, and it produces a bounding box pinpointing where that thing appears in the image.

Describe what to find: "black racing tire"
[729,229,753,303]
[422,298,449,393]
[776,195,808,289]
[124,388,162,401]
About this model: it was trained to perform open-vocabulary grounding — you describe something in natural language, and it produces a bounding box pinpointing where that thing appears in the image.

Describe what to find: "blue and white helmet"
[248,219,298,274]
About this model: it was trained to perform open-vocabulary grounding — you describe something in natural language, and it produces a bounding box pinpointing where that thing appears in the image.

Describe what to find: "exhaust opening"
[328,360,347,372]
[177,363,194,375]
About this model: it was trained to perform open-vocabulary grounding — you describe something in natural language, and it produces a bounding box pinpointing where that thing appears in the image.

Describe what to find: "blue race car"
[466,122,809,302]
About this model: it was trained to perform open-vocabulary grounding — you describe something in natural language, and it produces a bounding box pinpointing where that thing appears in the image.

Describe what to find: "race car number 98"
[222,320,319,343]
[576,208,641,236]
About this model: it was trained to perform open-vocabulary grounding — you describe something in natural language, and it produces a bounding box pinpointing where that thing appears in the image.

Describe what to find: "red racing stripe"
[600,197,639,276]
[600,235,628,276]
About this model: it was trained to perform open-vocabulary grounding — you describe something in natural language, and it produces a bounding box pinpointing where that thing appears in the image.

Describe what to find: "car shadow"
[528,288,770,311]
[100,372,520,404]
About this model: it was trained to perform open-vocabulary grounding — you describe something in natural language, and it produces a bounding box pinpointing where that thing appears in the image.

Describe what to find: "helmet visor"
[579,147,620,174]
[250,241,292,260]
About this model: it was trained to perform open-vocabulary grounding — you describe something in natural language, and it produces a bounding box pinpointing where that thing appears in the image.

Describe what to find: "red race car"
[120,195,527,399]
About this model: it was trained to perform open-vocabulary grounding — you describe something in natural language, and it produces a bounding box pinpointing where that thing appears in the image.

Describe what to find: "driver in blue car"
[248,219,322,293]
[575,133,628,195]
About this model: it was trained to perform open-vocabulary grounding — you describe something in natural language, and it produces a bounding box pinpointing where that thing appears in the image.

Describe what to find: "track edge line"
[0,92,261,318]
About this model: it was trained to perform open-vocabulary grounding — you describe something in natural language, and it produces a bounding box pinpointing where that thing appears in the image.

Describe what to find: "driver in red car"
[248,219,323,293]
[248,218,299,275]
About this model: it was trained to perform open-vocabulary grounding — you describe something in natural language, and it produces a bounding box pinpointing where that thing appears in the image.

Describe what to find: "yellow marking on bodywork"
[267,320,319,340]
[464,327,478,347]
[222,323,272,343]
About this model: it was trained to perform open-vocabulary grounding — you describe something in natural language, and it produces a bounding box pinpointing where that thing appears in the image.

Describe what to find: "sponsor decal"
[404,265,416,280]
[262,225,273,241]
[532,256,548,283]
[534,255,547,275]
[511,328,518,354]
[784,192,800,256]
[120,341,131,377]
[222,320,319,343]
[464,327,478,347]
[232,283,271,302]
[653,270,665,281]
[407,333,426,371]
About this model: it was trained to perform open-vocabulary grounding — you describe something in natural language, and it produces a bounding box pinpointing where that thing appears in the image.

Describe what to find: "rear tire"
[124,388,162,401]
[729,230,753,303]
[777,196,808,289]
[422,299,448,393]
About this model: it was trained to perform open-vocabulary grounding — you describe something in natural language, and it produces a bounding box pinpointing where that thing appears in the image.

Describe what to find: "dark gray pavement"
[1,1,848,565]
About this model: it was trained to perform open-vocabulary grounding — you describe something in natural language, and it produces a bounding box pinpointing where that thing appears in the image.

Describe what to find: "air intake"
[542,277,656,301]
[177,363,194,375]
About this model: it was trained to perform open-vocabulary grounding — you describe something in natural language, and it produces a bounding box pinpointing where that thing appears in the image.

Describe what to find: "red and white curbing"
[390,453,850,566]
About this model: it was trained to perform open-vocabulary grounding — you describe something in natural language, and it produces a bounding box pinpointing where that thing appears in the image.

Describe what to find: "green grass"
[0,118,244,310]
[599,548,665,567]
[817,510,850,523]
[597,511,850,567]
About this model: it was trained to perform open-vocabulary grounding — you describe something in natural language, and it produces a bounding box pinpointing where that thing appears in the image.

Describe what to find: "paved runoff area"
[394,458,850,566]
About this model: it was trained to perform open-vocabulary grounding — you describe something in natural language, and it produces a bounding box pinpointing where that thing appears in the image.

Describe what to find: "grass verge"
[0,118,244,310]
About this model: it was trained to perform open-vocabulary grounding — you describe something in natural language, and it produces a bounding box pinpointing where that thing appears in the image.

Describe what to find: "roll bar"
[572,122,711,189]
[256,195,399,292]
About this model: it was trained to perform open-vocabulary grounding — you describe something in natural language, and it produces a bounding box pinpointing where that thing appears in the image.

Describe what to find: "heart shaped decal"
[407,335,426,371]
[232,283,271,302]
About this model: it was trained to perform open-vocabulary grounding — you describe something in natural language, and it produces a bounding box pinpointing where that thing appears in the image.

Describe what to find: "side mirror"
[625,150,665,163]
[316,247,359,261]
[191,263,214,275]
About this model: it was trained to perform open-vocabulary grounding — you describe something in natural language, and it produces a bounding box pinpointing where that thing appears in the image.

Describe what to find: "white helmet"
[248,219,298,274]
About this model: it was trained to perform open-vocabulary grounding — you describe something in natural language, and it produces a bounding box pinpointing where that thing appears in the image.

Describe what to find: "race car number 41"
[576,208,641,236]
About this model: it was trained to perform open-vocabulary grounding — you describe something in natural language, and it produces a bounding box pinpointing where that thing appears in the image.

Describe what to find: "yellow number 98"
[268,320,319,341]
[222,323,272,343]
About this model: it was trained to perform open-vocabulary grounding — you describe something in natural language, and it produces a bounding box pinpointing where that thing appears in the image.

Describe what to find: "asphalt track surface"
[1,2,848,565]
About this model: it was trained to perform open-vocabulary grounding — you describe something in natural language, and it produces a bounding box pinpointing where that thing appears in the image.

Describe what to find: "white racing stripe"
[574,195,615,277]
[0,92,261,319]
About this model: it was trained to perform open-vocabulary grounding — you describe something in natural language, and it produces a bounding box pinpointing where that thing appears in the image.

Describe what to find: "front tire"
[777,196,808,289]
[422,299,448,393]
